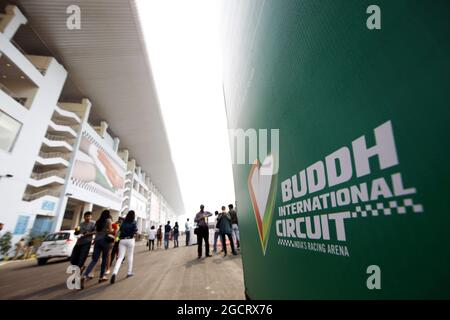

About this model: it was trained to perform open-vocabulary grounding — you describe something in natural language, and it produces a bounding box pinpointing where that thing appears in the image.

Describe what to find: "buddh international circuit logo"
[247,154,278,255]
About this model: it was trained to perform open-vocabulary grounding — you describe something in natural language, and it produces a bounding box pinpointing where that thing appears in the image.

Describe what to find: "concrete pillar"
[71,205,82,229]
[81,99,92,122]
[128,159,136,172]
[110,210,119,222]
[94,121,108,138]
[119,149,129,163]
[0,5,27,40]
[113,137,120,152]
[100,121,108,138]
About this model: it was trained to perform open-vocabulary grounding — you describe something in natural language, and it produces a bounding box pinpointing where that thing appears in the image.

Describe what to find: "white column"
[71,205,82,229]
[82,202,93,213]
[113,137,120,152]
[51,101,91,233]
[0,5,27,40]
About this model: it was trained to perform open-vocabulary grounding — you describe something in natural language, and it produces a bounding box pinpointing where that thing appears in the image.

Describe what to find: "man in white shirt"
[148,226,156,251]
[185,218,191,246]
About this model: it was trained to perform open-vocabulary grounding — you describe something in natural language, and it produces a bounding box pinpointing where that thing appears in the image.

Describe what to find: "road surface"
[0,240,245,300]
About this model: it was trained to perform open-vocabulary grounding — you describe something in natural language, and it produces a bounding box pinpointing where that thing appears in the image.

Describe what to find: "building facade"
[0,5,176,248]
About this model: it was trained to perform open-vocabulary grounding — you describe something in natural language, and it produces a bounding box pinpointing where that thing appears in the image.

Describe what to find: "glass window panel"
[0,110,21,152]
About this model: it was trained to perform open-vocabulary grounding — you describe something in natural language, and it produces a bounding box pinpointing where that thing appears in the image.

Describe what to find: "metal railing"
[38,151,71,160]
[31,169,67,180]
[48,122,78,137]
[45,134,73,142]
[23,188,61,201]
[52,119,79,127]
[54,105,82,122]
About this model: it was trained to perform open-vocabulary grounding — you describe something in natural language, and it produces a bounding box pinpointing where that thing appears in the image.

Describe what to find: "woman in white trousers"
[110,210,138,284]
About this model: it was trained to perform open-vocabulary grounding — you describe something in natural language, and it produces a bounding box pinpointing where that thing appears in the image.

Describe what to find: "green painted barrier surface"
[222,0,450,299]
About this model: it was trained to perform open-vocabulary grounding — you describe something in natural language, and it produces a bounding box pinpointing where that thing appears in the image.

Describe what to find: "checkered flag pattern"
[351,198,423,218]
[278,239,294,247]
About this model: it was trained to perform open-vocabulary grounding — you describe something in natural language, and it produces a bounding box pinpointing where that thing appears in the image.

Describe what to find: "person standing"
[229,204,240,249]
[24,237,34,259]
[110,210,138,284]
[173,222,180,248]
[156,225,163,249]
[148,226,156,251]
[164,221,171,250]
[70,211,96,271]
[13,238,25,260]
[194,205,212,259]
[213,211,222,254]
[81,210,114,287]
[218,206,237,256]
[184,218,191,246]
[104,219,119,275]
[13,238,26,260]
[109,216,123,270]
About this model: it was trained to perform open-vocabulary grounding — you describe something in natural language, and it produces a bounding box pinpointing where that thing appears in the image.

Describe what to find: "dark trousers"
[197,226,210,257]
[221,233,237,255]
[174,233,179,247]
[185,231,190,246]
[70,242,91,268]
[148,239,155,251]
[213,231,223,252]
[84,238,112,278]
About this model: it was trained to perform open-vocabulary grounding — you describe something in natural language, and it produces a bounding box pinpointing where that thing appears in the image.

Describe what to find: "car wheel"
[37,258,49,266]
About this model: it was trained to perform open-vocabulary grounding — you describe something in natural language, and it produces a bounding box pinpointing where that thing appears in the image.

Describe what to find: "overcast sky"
[136,0,235,225]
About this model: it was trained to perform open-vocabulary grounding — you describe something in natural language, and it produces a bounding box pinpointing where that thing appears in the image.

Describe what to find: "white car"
[36,230,78,265]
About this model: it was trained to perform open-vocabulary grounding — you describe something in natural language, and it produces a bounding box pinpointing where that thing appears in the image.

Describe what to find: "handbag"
[194,227,199,235]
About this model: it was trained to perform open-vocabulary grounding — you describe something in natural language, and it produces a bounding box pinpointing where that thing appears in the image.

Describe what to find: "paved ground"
[0,240,245,300]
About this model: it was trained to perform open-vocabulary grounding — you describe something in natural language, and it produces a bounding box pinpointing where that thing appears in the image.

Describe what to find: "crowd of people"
[1,202,240,290]
[152,221,181,250]
[0,222,37,260]
[194,204,240,259]
[69,209,138,289]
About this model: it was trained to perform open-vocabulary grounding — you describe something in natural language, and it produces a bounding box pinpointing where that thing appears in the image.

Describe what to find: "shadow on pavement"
[7,282,68,300]
[184,257,207,269]
[8,258,68,272]
[56,278,114,300]
[212,254,241,264]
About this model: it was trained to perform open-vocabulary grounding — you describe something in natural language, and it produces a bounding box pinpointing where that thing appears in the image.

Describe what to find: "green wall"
[222,0,450,299]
